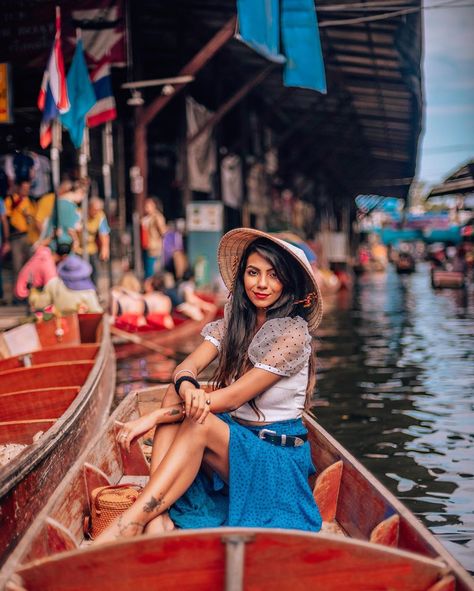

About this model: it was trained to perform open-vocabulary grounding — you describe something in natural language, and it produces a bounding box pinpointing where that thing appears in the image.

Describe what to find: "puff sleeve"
[248,316,311,377]
[201,318,225,350]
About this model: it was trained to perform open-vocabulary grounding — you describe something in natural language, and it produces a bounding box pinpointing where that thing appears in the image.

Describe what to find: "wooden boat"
[0,313,116,570]
[113,307,220,359]
[2,385,473,591]
[431,269,465,289]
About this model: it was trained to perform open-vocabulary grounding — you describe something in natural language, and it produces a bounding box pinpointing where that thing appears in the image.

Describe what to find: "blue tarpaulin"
[236,0,326,93]
[236,0,286,63]
[281,0,326,93]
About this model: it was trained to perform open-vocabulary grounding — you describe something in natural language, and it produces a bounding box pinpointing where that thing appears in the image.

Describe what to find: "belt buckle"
[258,428,277,441]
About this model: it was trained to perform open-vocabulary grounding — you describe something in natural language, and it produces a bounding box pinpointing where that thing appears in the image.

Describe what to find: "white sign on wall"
[186,202,223,232]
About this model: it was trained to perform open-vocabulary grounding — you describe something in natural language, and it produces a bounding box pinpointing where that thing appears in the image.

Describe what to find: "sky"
[417,1,474,187]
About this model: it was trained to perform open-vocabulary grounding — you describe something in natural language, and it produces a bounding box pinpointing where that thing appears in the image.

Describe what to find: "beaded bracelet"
[173,368,196,382]
[174,375,200,397]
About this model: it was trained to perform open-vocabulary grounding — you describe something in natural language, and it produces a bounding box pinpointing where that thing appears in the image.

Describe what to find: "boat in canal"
[431,269,466,289]
[0,313,116,570]
[2,385,473,591]
[112,306,221,359]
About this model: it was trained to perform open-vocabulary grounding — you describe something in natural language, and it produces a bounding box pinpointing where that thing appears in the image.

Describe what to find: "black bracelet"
[174,375,200,397]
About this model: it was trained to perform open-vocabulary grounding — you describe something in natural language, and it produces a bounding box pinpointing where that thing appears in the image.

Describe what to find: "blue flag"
[61,39,96,148]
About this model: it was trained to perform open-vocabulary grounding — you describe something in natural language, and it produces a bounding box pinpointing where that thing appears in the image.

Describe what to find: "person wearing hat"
[96,228,323,543]
[57,244,96,292]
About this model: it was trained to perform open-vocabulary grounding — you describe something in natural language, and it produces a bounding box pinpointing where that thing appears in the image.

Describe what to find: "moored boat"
[2,385,472,591]
[431,269,466,289]
[0,313,116,569]
[113,307,220,359]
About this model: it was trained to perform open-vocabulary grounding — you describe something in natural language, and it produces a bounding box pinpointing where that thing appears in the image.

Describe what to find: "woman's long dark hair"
[212,238,317,418]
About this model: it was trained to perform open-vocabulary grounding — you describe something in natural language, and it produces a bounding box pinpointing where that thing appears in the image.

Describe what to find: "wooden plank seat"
[16,528,451,591]
[0,345,99,373]
[0,420,56,445]
[0,361,94,395]
[0,388,80,422]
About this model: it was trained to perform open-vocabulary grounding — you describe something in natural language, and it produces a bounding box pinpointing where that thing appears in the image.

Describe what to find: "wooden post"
[79,127,90,262]
[102,120,114,286]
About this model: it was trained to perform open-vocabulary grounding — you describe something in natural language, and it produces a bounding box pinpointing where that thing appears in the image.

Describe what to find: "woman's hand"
[115,414,161,453]
[182,387,212,424]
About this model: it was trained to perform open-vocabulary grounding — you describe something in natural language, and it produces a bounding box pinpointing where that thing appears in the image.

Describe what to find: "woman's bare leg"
[94,413,230,543]
[145,386,182,534]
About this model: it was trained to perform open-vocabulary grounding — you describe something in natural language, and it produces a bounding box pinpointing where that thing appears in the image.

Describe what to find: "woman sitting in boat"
[96,228,323,542]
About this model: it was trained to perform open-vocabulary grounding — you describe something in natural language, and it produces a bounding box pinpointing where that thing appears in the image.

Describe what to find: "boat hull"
[2,386,473,590]
[0,316,116,567]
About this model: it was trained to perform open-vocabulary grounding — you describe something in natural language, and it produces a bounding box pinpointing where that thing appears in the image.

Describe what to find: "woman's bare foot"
[145,511,175,535]
[93,512,145,544]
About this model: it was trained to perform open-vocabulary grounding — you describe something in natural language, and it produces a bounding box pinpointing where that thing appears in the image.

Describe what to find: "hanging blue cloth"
[281,0,327,93]
[236,0,326,94]
[169,413,322,532]
[236,0,286,63]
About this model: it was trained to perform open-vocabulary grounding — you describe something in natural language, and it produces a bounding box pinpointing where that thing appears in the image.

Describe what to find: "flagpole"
[51,118,62,231]
[102,119,114,286]
[51,6,62,234]
[79,125,90,262]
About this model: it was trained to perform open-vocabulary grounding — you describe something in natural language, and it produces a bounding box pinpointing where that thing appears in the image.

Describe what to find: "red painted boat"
[1,385,472,591]
[0,314,116,570]
[431,269,465,289]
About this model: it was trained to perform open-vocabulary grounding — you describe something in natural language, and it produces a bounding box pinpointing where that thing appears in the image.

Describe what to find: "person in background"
[141,197,167,279]
[15,243,102,314]
[85,197,110,286]
[162,220,188,281]
[0,172,10,304]
[146,270,216,322]
[43,180,83,252]
[4,180,36,283]
[57,247,96,292]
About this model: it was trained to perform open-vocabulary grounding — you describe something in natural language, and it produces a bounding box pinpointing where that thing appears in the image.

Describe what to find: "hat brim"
[217,228,323,333]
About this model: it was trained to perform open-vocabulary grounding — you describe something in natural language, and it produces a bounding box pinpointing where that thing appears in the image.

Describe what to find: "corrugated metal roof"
[134,0,423,201]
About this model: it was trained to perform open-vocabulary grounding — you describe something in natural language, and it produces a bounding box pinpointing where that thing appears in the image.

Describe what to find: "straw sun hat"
[217,228,323,333]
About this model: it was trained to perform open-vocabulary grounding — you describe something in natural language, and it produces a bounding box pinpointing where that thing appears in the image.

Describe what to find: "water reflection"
[314,263,474,573]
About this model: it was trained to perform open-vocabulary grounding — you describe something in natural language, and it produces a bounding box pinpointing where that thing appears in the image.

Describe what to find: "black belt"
[256,428,307,447]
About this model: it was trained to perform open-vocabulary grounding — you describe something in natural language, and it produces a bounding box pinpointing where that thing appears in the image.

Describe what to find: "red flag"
[37,9,70,148]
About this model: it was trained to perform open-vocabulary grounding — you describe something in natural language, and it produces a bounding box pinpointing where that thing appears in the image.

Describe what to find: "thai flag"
[37,10,70,149]
[86,61,117,128]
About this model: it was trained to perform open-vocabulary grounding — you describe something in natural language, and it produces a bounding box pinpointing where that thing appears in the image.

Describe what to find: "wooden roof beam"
[187,65,276,146]
[139,16,237,127]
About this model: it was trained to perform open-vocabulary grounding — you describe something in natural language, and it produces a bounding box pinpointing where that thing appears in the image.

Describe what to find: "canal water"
[315,262,474,574]
[116,261,473,574]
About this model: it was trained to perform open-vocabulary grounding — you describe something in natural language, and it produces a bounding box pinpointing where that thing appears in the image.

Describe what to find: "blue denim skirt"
[169,413,322,532]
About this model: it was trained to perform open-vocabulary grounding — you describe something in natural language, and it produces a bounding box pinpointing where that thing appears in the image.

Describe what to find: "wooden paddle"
[110,326,175,358]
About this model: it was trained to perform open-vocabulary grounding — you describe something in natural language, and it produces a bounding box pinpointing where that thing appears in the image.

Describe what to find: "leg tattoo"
[115,514,145,538]
[143,494,165,514]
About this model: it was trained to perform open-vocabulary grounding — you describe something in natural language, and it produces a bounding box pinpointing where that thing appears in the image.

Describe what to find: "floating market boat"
[0,313,116,569]
[431,269,466,289]
[2,385,473,591]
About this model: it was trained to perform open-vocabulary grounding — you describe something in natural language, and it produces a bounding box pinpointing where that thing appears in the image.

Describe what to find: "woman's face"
[144,199,155,215]
[243,251,283,310]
